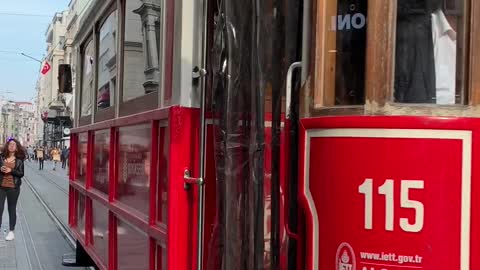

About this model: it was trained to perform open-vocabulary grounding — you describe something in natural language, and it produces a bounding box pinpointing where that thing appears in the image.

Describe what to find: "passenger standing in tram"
[0,138,25,241]
[394,0,444,103]
[36,146,45,170]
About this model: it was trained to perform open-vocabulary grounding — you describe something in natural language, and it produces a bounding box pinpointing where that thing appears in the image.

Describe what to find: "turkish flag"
[41,62,51,75]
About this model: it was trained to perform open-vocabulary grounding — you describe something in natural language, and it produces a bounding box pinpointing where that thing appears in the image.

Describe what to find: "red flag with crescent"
[41,62,51,75]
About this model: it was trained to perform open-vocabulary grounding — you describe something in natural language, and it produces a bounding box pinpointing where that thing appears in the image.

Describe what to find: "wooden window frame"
[311,0,480,113]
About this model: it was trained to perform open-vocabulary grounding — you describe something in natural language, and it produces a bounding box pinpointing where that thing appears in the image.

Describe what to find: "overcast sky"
[0,1,70,103]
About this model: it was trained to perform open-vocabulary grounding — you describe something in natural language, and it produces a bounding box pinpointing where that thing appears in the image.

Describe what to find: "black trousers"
[62,159,67,169]
[39,159,44,170]
[0,187,20,231]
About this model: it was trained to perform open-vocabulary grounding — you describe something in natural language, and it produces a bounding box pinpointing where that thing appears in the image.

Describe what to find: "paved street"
[0,160,86,270]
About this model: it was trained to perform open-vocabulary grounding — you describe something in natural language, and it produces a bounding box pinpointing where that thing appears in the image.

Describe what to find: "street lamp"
[20,53,42,63]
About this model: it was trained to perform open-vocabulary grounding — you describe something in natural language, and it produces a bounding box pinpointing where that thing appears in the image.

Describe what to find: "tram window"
[92,200,108,267]
[80,40,94,116]
[394,0,465,104]
[97,10,118,110]
[77,193,86,238]
[76,133,88,185]
[122,0,162,102]
[315,0,368,106]
[157,126,168,226]
[93,130,110,195]
[117,124,151,220]
[117,219,149,270]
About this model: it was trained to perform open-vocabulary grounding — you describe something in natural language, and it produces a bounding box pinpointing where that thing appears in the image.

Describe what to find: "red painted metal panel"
[298,116,480,270]
[109,212,117,270]
[150,238,156,270]
[167,106,200,270]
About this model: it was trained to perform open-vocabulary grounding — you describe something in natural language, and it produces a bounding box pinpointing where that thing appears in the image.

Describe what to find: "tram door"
[193,0,304,270]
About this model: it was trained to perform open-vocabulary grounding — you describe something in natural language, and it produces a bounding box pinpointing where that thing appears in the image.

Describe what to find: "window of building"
[394,0,466,104]
[313,0,368,106]
[97,10,118,111]
[122,0,162,102]
[80,39,94,116]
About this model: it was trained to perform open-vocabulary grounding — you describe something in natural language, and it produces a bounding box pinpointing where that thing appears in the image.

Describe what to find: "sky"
[0,0,70,103]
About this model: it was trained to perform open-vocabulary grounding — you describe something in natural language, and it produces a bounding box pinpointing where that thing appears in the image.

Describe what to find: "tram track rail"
[23,174,95,270]
[25,162,69,195]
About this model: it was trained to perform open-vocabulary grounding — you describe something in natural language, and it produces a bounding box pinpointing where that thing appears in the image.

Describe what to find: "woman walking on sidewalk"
[0,138,25,241]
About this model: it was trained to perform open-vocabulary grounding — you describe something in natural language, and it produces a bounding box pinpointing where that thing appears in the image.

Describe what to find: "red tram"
[61,0,480,269]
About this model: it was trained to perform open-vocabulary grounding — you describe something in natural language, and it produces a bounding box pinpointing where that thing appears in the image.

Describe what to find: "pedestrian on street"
[61,146,69,169]
[0,138,25,241]
[27,146,34,162]
[36,146,45,170]
[51,147,61,171]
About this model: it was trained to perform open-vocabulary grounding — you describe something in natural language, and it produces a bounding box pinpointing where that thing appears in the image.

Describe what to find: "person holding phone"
[0,138,25,241]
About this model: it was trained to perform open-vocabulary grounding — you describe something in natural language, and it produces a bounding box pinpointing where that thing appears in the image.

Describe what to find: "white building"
[34,0,93,146]
[14,102,35,147]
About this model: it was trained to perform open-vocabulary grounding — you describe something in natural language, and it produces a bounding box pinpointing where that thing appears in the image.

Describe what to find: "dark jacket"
[394,0,444,103]
[0,158,24,188]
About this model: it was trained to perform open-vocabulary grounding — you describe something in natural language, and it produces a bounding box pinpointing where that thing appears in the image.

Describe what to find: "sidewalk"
[0,163,85,270]
[0,196,35,270]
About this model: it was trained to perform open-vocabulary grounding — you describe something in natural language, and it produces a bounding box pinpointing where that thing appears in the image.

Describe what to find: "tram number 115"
[358,179,424,233]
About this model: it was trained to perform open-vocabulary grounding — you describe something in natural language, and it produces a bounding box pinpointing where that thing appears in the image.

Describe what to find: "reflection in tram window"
[93,130,110,194]
[97,10,118,110]
[76,133,88,185]
[80,40,94,116]
[77,193,86,238]
[123,0,162,102]
[325,0,367,105]
[117,219,149,270]
[117,124,151,220]
[92,200,108,267]
[394,0,463,104]
[157,126,168,226]
[155,243,167,270]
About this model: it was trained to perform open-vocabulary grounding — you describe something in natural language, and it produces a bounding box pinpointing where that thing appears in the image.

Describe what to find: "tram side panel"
[68,106,203,270]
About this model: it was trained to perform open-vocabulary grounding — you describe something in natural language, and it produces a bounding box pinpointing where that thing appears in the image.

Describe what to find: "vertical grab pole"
[197,0,208,268]
[183,0,209,270]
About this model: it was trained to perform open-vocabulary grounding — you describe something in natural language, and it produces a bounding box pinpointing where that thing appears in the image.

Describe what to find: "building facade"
[1,102,35,147]
[35,0,94,147]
